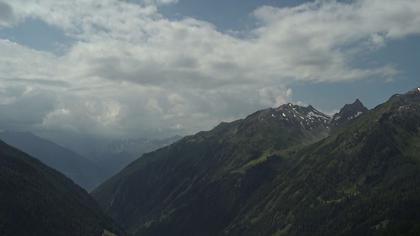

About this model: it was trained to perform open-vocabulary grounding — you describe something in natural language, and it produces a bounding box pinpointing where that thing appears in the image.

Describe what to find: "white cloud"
[0,0,419,137]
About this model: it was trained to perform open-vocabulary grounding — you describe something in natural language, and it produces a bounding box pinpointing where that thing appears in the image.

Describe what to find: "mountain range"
[0,131,180,190]
[1,87,419,236]
[93,88,420,236]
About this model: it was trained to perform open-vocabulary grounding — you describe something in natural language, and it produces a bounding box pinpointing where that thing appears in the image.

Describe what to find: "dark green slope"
[0,140,125,236]
[93,104,330,235]
[93,88,420,236]
[225,89,420,236]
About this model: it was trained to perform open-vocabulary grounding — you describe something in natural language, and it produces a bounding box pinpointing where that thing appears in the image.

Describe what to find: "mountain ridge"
[93,103,333,235]
[93,88,420,236]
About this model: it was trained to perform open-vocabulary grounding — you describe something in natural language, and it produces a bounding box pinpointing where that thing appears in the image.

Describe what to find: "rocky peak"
[331,99,368,127]
[250,103,331,130]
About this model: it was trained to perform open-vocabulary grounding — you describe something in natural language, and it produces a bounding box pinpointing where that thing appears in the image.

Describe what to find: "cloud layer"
[0,2,16,27]
[0,0,420,138]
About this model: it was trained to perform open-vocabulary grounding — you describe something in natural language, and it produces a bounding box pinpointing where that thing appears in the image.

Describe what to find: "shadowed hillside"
[0,140,125,236]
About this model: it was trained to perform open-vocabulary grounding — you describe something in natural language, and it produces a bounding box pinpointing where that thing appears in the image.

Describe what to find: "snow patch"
[308,111,328,119]
[347,111,363,120]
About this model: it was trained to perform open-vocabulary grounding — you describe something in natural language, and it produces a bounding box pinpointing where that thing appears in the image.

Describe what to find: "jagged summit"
[276,103,330,121]
[246,103,331,131]
[331,98,368,127]
[353,98,363,106]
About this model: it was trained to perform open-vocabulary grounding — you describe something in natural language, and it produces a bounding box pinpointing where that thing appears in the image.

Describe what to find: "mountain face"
[92,104,331,235]
[0,131,104,190]
[93,88,420,236]
[273,103,331,131]
[331,99,369,127]
[224,89,420,236]
[0,140,125,236]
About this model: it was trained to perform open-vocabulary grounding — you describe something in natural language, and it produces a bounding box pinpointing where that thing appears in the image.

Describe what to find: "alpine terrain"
[93,88,420,236]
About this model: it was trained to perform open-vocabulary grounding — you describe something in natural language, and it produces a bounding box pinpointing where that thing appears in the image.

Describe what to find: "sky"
[0,0,419,139]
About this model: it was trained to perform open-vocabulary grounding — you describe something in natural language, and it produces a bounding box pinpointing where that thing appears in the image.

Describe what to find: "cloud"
[0,0,419,138]
[143,0,178,6]
[0,86,57,130]
[0,1,17,27]
[0,78,70,87]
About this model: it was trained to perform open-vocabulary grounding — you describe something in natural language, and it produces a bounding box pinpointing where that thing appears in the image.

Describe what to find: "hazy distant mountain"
[93,136,182,180]
[2,130,182,187]
[0,131,104,190]
[0,139,125,236]
[93,88,420,236]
